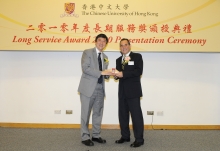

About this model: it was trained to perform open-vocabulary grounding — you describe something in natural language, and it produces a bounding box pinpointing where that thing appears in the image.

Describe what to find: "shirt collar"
[96,48,102,55]
[123,51,131,58]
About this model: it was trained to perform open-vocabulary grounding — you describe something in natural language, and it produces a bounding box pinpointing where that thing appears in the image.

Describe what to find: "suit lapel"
[92,48,99,70]
[129,51,133,60]
[102,53,108,69]
[118,56,123,71]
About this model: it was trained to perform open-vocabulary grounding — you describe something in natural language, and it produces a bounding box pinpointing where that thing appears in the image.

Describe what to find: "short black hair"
[120,38,130,45]
[95,34,108,44]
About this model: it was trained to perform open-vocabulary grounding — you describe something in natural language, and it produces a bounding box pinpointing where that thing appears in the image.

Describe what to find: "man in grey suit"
[78,34,114,146]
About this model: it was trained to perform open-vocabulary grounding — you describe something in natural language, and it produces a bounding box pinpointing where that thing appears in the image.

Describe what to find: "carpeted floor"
[0,128,219,151]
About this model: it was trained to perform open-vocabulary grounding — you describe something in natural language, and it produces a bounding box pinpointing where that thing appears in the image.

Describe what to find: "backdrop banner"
[0,0,219,52]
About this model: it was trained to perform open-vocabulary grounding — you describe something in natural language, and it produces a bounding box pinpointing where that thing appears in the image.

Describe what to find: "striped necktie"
[98,53,103,83]
[122,56,126,70]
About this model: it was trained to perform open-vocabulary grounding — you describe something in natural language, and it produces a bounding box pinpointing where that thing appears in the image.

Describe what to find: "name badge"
[128,61,134,65]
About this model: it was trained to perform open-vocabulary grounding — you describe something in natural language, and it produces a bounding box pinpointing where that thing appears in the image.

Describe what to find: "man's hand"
[101,69,115,76]
[115,71,123,78]
[114,69,119,74]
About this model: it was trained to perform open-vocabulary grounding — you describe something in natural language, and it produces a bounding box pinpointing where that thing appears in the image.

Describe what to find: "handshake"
[101,68,123,78]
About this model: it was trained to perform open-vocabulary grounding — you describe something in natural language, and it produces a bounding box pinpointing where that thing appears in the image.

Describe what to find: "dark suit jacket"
[116,51,143,99]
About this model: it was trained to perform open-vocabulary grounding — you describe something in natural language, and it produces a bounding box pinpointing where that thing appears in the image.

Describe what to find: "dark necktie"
[98,53,103,83]
[122,56,126,70]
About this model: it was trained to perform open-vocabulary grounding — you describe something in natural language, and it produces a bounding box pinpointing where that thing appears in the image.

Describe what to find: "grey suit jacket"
[78,48,109,97]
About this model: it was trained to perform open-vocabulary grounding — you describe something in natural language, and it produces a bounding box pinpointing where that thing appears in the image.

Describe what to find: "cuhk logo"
[65,3,75,14]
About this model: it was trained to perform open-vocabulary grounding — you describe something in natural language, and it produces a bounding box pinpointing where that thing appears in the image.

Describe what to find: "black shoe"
[130,141,144,147]
[115,137,130,144]
[82,139,94,146]
[92,137,106,143]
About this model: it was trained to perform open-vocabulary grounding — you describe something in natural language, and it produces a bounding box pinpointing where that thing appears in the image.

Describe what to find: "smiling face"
[120,39,131,55]
[95,37,107,52]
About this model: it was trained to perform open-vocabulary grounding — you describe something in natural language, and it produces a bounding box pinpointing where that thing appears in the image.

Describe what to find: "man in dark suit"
[78,34,113,146]
[114,38,144,148]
